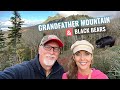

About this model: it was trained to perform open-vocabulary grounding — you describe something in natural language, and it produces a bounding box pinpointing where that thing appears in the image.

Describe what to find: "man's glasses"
[43,45,60,52]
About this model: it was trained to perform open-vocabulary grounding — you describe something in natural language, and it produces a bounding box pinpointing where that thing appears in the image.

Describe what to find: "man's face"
[39,41,61,71]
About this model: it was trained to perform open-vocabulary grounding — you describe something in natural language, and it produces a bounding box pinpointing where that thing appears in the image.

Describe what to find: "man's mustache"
[45,54,56,58]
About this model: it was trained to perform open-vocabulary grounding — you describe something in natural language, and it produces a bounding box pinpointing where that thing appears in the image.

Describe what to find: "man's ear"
[60,48,63,54]
[38,46,41,54]
[60,51,62,54]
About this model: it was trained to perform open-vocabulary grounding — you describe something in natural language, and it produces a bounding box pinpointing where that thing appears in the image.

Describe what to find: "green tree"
[0,29,6,52]
[7,11,24,65]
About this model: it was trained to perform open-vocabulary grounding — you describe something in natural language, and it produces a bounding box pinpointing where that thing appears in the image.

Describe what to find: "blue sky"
[0,11,119,31]
[0,11,58,31]
[0,11,56,21]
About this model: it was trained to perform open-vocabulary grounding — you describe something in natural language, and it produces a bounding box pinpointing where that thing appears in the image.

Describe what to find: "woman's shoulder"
[62,72,68,79]
[91,68,109,79]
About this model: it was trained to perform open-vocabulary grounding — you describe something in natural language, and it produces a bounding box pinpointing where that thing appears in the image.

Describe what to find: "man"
[0,35,65,79]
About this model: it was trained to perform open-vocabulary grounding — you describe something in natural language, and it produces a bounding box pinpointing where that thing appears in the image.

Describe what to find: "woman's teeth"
[80,62,87,65]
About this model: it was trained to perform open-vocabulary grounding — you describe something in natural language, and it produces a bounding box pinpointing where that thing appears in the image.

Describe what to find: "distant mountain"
[20,25,39,32]
[44,14,93,24]
[43,13,64,24]
[3,14,93,38]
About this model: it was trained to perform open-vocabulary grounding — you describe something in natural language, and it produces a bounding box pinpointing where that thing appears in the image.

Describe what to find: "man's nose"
[49,48,54,54]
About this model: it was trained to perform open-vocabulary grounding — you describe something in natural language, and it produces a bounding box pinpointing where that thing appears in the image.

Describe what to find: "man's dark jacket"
[0,54,65,79]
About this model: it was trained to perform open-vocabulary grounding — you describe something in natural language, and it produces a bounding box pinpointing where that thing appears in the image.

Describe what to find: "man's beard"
[43,54,56,66]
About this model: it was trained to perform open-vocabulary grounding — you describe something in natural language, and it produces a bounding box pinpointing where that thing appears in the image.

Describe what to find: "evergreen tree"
[0,29,6,51]
[8,11,24,46]
[7,11,24,65]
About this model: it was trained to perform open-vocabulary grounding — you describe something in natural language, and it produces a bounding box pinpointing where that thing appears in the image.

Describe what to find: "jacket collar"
[34,54,62,76]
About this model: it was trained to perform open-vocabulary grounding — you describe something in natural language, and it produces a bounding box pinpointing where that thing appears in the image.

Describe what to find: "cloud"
[0,28,11,31]
[0,20,12,31]
[57,11,118,17]
[0,19,45,31]
[0,20,12,27]
[57,11,80,17]
[22,18,44,27]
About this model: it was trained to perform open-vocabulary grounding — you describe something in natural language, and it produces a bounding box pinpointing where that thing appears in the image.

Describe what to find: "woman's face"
[73,50,93,71]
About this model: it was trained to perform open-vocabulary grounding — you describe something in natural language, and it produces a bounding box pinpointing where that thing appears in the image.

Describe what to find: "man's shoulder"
[5,59,35,71]
[17,59,37,69]
[54,61,64,69]
[6,60,31,71]
[18,55,39,68]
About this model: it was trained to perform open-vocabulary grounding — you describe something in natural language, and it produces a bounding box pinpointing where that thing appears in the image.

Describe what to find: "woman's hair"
[67,55,78,79]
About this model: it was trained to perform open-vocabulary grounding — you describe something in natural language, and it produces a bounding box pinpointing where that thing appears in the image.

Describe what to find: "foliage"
[0,50,11,70]
[93,46,120,79]
[7,11,24,65]
[8,11,24,46]
[0,30,6,50]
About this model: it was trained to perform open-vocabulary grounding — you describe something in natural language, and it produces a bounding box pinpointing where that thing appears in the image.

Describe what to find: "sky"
[0,11,119,31]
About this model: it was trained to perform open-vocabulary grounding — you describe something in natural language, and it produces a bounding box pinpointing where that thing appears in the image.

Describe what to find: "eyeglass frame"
[41,44,61,52]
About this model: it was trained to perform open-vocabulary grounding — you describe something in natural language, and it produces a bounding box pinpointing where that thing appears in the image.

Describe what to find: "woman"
[62,40,108,79]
